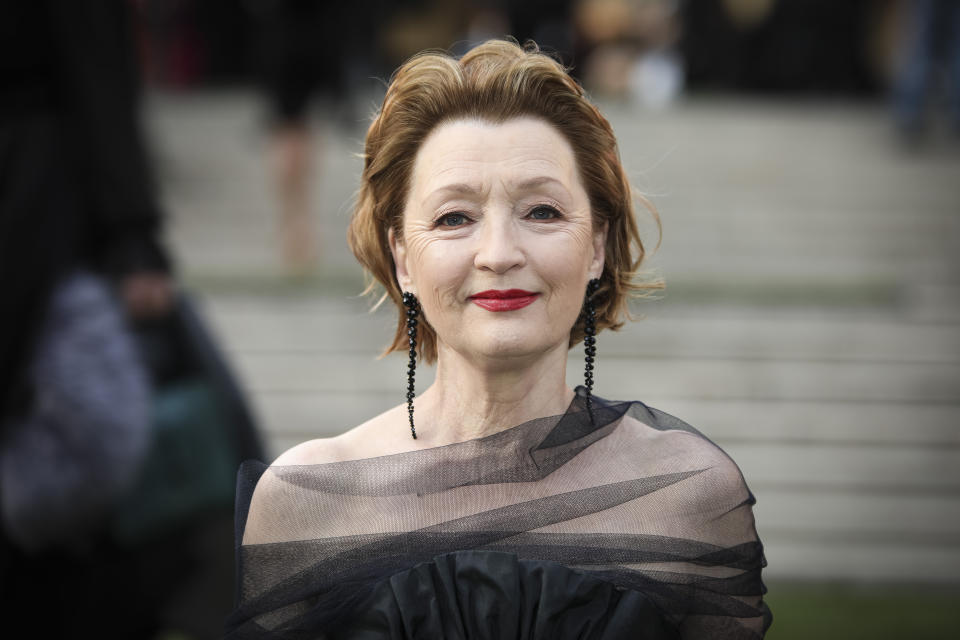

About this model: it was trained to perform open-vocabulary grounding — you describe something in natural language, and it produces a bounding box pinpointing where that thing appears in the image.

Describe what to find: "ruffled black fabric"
[226,390,771,639]
[329,550,677,639]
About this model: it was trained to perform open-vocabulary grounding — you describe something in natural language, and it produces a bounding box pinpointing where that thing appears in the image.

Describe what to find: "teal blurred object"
[111,292,264,546]
[111,377,238,544]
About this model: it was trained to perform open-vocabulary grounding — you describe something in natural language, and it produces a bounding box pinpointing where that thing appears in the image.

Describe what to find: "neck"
[415,343,574,446]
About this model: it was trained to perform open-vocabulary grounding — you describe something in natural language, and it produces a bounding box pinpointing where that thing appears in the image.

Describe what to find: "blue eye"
[528,206,560,220]
[438,213,469,227]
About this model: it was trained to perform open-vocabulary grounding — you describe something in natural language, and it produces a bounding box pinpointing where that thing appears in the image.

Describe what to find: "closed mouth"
[468,289,539,312]
[469,289,537,300]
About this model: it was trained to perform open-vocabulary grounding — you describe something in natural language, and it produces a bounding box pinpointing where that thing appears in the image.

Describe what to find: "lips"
[469,289,539,312]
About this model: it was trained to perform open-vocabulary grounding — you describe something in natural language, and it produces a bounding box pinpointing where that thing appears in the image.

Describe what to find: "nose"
[473,214,525,274]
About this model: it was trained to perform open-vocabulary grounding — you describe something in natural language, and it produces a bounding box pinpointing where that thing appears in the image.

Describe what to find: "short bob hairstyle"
[348,39,661,363]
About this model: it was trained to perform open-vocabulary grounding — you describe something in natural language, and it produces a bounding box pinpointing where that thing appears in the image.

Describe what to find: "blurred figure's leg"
[271,119,318,274]
[253,0,323,275]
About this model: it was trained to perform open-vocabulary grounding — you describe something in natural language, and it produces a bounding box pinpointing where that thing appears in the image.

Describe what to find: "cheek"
[406,238,468,314]
[536,234,593,313]
[543,271,585,317]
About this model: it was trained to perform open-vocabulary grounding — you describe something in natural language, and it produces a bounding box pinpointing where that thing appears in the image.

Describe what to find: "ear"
[588,220,608,280]
[388,227,414,294]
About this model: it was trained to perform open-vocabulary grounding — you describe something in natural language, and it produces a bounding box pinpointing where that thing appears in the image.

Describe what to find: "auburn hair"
[347,39,661,363]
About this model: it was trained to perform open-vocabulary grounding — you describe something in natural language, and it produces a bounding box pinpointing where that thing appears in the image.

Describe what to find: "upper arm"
[672,437,771,637]
[684,437,760,546]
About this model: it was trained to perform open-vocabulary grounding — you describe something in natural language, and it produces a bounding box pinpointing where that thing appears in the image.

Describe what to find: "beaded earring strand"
[402,292,420,439]
[583,278,600,421]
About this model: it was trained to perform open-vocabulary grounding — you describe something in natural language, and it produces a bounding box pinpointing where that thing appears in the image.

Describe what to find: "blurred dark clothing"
[250,0,378,125]
[681,0,879,94]
[0,519,227,637]
[0,1,171,418]
[505,0,576,66]
[893,0,960,135]
[254,0,343,123]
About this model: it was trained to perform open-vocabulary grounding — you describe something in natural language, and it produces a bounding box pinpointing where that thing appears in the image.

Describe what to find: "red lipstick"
[469,289,539,312]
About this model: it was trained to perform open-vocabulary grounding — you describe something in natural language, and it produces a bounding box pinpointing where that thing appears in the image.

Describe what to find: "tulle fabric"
[226,389,771,638]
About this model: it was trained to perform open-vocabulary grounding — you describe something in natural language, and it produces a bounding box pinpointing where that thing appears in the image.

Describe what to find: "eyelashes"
[527,205,561,221]
[433,204,563,228]
[436,212,470,227]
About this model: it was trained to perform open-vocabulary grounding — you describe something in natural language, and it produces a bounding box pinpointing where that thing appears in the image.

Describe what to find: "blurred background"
[3,0,959,638]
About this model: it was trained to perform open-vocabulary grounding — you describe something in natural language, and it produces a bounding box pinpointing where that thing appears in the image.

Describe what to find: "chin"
[465,331,561,363]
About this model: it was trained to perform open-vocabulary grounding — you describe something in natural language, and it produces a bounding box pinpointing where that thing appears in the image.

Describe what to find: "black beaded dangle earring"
[402,292,420,439]
[583,278,601,420]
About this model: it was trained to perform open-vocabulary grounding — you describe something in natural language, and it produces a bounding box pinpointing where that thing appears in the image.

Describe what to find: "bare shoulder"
[241,405,411,544]
[271,402,411,467]
[668,425,755,517]
[271,435,347,467]
[622,401,752,508]
[240,441,341,544]
[335,402,414,458]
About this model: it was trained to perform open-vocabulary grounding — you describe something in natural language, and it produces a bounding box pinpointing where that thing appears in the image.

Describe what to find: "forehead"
[409,117,582,194]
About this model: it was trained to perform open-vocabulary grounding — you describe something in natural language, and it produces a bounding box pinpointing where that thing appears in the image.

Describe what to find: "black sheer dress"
[226,389,771,638]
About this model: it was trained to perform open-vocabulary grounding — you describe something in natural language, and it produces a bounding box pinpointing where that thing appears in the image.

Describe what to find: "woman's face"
[391,117,606,367]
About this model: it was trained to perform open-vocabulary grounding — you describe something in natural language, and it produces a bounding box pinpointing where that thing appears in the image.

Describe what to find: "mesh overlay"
[226,389,771,638]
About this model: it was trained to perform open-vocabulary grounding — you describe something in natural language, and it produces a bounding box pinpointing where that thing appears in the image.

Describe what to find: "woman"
[227,40,771,639]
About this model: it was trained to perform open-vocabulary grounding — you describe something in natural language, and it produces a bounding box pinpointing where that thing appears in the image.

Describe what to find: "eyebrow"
[426,183,482,198]
[423,176,570,204]
[514,176,567,191]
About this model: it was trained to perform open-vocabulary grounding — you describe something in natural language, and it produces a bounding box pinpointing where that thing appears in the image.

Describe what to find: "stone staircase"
[147,89,960,584]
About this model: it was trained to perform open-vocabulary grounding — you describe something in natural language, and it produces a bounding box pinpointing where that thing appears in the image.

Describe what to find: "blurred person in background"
[247,0,373,276]
[0,4,173,409]
[0,2,239,637]
[574,0,684,107]
[892,0,960,143]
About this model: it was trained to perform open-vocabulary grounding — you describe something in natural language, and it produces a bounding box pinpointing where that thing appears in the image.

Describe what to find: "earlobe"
[388,227,413,293]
